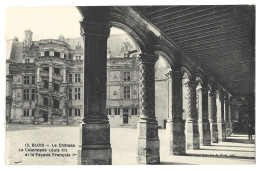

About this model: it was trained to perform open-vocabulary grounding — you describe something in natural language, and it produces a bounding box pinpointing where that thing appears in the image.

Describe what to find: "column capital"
[138,53,159,64]
[198,87,209,94]
[184,80,199,88]
[165,71,172,80]
[6,75,13,81]
[80,20,111,37]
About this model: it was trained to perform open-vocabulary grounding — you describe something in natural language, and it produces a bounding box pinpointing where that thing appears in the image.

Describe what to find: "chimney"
[23,30,33,48]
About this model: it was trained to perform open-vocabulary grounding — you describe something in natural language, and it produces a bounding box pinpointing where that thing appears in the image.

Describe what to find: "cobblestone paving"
[5,124,255,165]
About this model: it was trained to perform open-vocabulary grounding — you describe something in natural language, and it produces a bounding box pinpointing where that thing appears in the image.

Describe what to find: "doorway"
[43,112,48,122]
[123,114,128,124]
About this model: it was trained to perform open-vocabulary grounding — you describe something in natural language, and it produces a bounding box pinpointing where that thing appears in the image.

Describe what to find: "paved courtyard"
[5,124,255,165]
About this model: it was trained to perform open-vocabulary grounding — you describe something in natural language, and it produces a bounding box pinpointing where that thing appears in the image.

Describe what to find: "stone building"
[6,30,169,127]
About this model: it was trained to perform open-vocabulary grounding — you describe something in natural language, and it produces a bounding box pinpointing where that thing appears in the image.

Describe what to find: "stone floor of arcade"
[5,124,255,165]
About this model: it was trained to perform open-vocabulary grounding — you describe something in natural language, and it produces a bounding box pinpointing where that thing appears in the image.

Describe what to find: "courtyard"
[5,124,255,165]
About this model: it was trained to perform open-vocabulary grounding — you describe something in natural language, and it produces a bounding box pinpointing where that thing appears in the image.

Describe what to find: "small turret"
[58,34,65,42]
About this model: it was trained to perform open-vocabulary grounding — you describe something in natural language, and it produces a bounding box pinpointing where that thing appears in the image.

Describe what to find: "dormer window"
[54,51,60,57]
[44,51,49,56]
[54,68,60,75]
[25,59,30,63]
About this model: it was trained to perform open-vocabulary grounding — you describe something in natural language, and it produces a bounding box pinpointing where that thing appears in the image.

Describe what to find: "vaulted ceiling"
[78,6,255,96]
[134,6,255,96]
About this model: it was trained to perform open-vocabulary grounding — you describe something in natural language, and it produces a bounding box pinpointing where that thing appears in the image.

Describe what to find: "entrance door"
[123,114,128,124]
[43,113,48,122]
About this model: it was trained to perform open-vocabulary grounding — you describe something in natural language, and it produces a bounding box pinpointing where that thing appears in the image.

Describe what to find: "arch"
[108,12,153,53]
[181,61,194,80]
[154,43,179,70]
[196,70,208,87]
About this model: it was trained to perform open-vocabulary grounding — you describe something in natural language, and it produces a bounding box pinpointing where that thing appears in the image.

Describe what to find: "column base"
[218,122,226,142]
[210,122,218,143]
[78,122,112,165]
[225,122,232,136]
[166,120,186,155]
[185,120,200,150]
[199,121,211,146]
[61,117,68,125]
[137,119,160,164]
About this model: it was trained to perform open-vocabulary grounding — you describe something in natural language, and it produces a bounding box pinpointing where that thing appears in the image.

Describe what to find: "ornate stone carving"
[138,53,159,119]
[208,91,217,122]
[184,80,199,120]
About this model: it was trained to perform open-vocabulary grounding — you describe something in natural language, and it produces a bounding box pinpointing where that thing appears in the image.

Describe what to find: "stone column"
[78,19,112,165]
[217,91,226,142]
[48,96,53,125]
[224,94,231,136]
[49,64,53,90]
[6,75,13,123]
[198,87,211,146]
[137,53,160,164]
[35,65,40,125]
[185,80,200,149]
[208,90,218,143]
[63,66,66,84]
[227,98,233,136]
[61,97,68,125]
[166,70,186,155]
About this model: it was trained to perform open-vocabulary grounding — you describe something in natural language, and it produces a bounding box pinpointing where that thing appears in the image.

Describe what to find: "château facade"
[6,30,169,127]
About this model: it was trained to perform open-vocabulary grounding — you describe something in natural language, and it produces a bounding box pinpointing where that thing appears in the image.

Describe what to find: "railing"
[39,105,49,111]
[53,73,63,81]
[39,88,49,94]
[40,71,49,78]
[50,90,64,97]
[52,108,63,116]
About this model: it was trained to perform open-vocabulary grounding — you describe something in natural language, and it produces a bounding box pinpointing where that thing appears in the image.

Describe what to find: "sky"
[5,6,125,41]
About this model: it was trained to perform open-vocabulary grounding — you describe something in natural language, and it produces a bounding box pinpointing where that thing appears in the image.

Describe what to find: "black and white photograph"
[1,0,256,167]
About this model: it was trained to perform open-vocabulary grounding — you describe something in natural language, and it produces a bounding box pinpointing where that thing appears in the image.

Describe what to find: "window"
[53,99,60,109]
[25,59,30,63]
[43,97,49,106]
[44,51,49,56]
[123,108,129,114]
[124,72,131,81]
[53,83,60,91]
[31,89,35,101]
[68,109,72,116]
[31,76,35,84]
[24,109,29,117]
[78,56,81,60]
[43,80,49,88]
[115,108,120,115]
[75,74,81,83]
[54,51,60,57]
[123,86,130,99]
[64,54,67,59]
[43,67,49,72]
[32,109,35,116]
[69,74,73,83]
[75,88,80,100]
[54,68,60,74]
[68,88,72,100]
[132,108,138,115]
[24,76,29,84]
[75,109,80,116]
[107,108,111,115]
[23,89,29,101]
